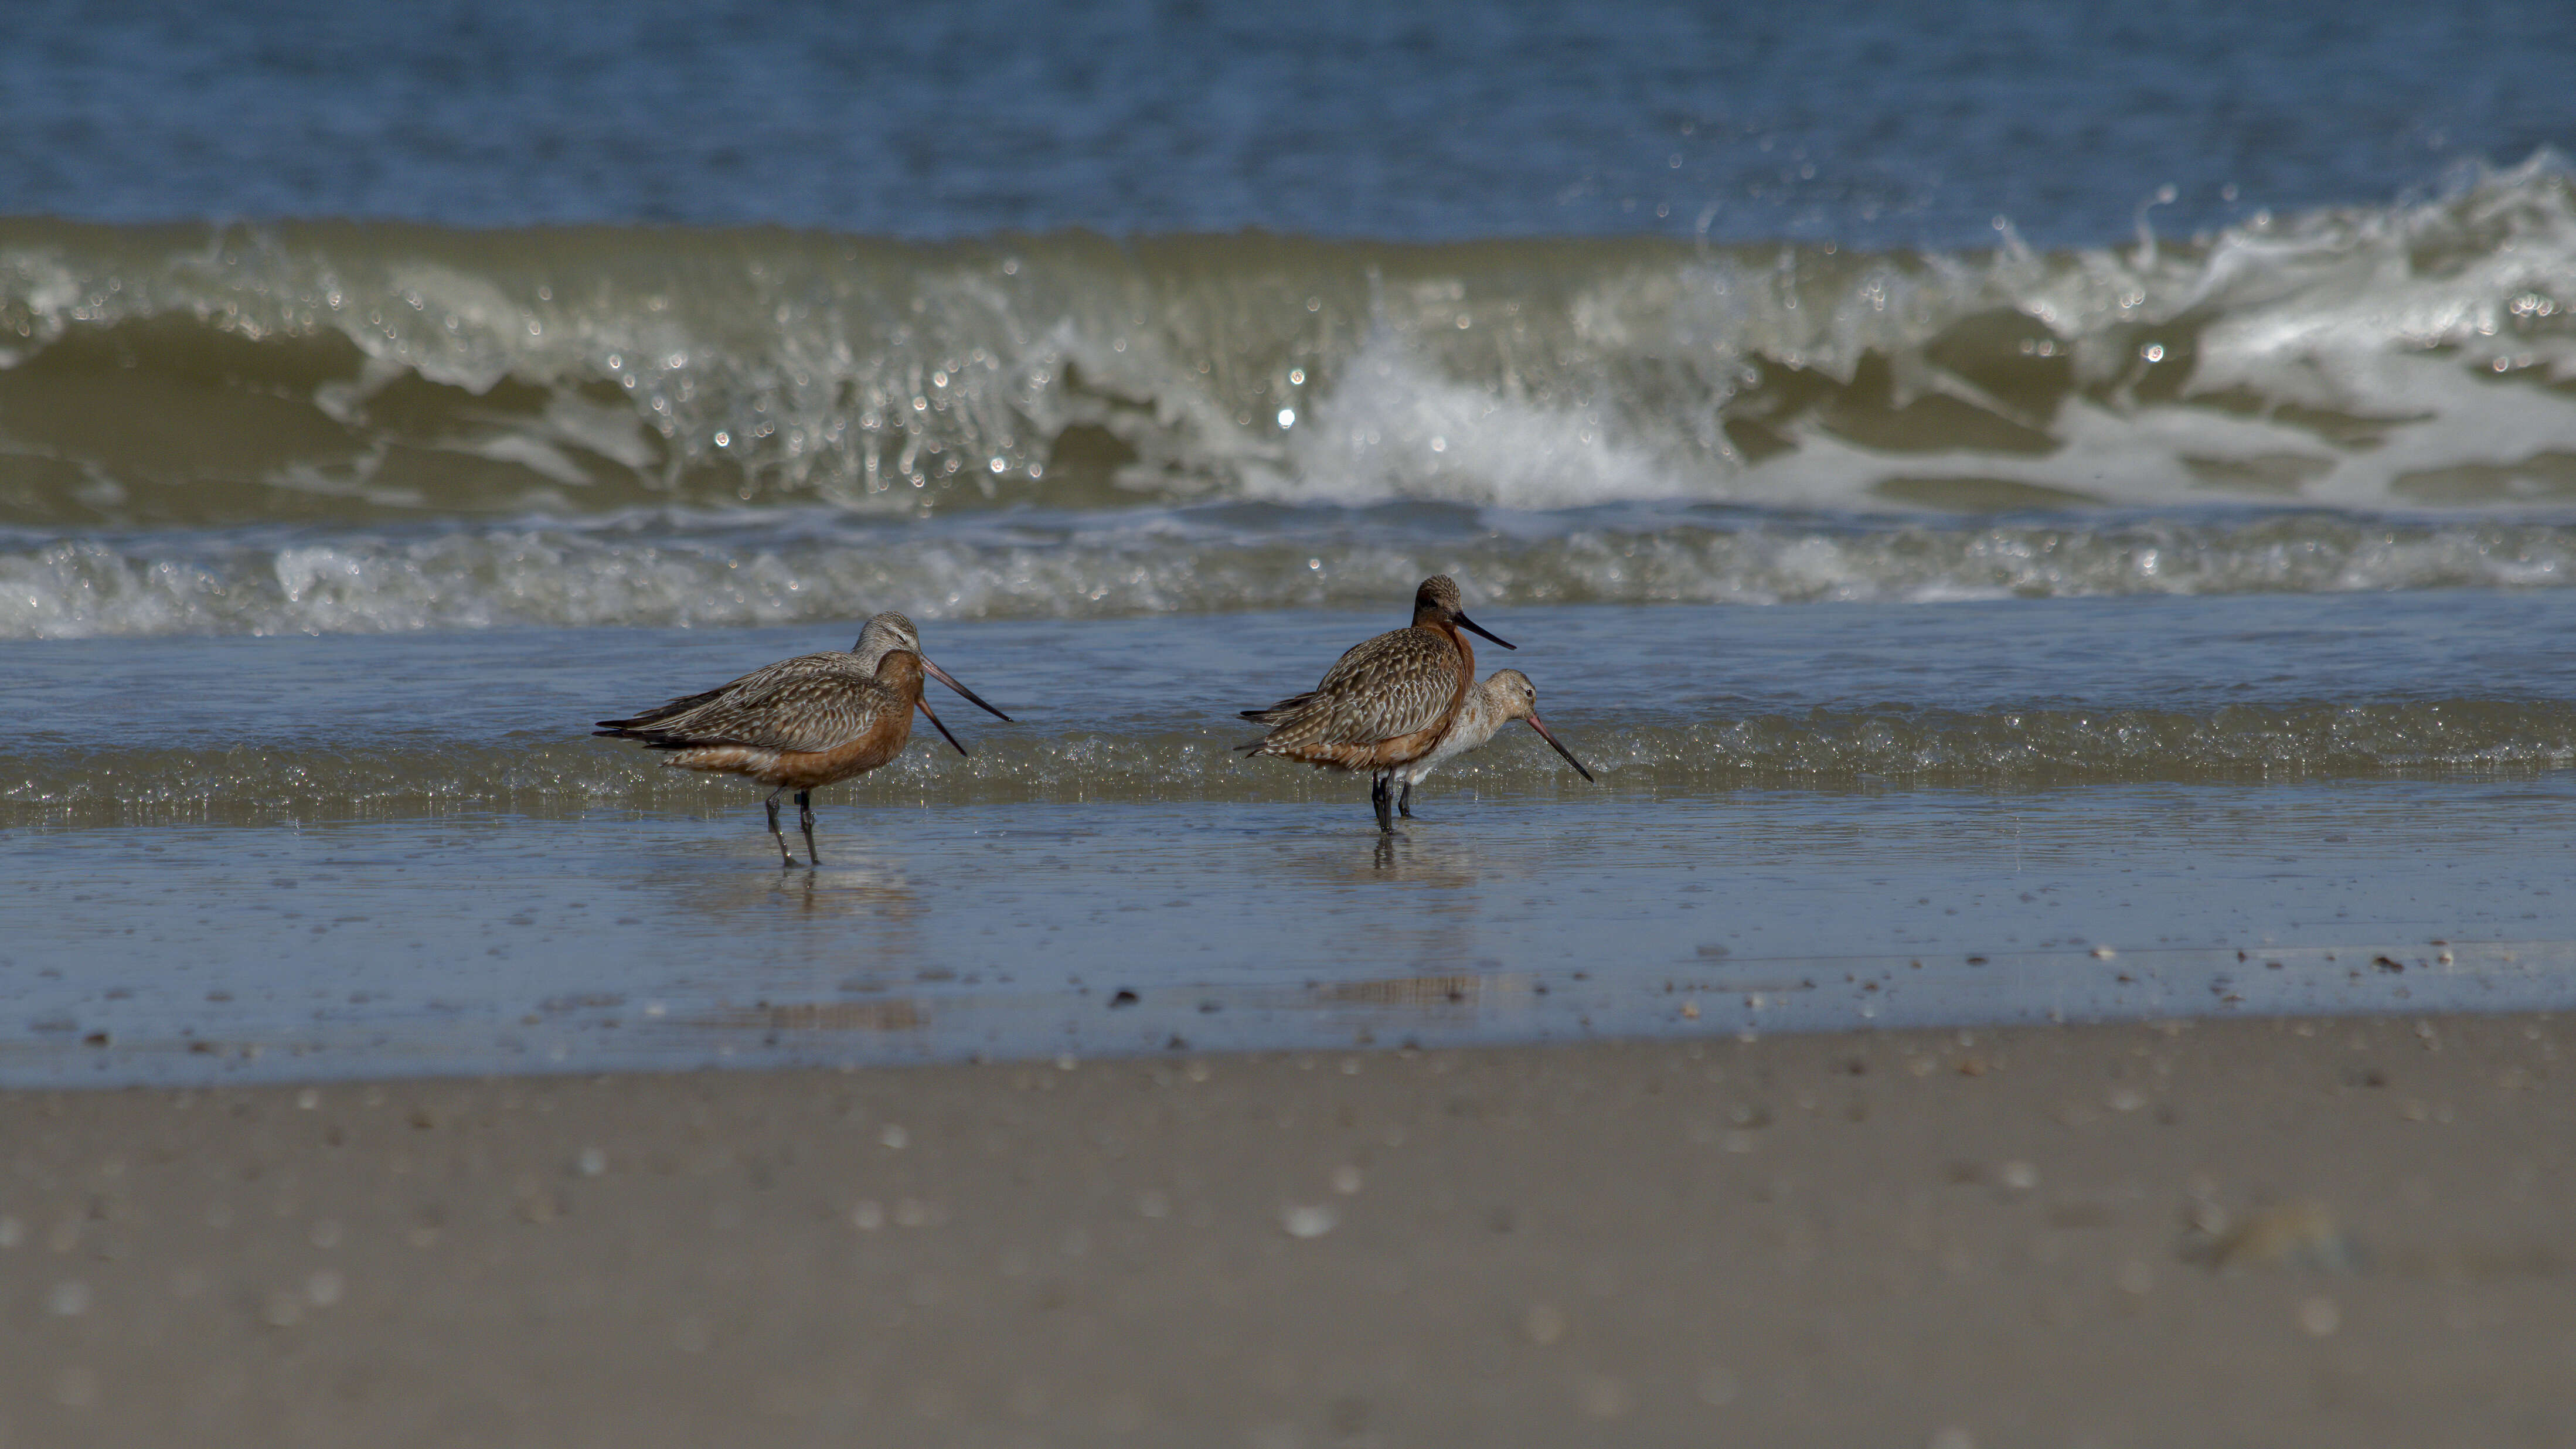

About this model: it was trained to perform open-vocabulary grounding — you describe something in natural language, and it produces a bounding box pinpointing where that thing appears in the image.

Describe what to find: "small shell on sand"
[2182,1199,2356,1273]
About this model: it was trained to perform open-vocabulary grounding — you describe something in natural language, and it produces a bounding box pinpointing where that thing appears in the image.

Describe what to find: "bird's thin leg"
[764,789,793,868]
[795,790,821,866]
[1397,779,1417,819]
[1371,773,1395,833]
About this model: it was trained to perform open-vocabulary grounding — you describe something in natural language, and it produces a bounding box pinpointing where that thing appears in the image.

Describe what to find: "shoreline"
[5,1013,2571,1447]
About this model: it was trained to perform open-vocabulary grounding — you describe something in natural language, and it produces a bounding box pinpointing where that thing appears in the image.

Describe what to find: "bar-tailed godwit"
[1390,668,1594,818]
[594,613,1009,866]
[1237,575,1513,831]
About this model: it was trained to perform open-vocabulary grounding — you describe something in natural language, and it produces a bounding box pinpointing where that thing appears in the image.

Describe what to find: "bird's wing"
[1272,627,1461,745]
[611,661,894,753]
[598,652,853,733]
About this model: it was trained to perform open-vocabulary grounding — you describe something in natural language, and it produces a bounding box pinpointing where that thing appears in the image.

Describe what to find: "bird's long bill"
[920,655,1013,722]
[916,695,970,757]
[1526,714,1595,782]
[1454,613,1517,650]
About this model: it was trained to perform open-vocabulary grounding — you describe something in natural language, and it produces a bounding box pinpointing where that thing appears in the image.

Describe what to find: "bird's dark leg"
[764,789,793,868]
[796,789,820,866]
[1371,773,1395,833]
[1397,779,1418,819]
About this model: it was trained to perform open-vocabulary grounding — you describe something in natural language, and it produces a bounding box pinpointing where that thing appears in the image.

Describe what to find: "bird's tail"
[1234,689,1324,755]
[593,685,727,733]
[593,724,696,749]
[1237,691,1315,726]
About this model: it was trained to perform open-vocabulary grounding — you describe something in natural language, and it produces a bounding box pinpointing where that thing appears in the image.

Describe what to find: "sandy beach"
[5,1012,2570,1448]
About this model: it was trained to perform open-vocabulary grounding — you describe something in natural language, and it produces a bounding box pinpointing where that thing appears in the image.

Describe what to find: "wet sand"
[5,1013,2572,1448]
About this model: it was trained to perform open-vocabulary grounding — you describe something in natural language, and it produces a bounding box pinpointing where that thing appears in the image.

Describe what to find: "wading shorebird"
[1390,668,1595,818]
[593,613,1009,867]
[1237,575,1514,832]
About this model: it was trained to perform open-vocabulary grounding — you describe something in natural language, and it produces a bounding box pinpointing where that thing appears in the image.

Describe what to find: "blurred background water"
[7,0,2572,247]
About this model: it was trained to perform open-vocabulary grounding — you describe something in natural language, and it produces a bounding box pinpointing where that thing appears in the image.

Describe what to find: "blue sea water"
[2,0,2571,247]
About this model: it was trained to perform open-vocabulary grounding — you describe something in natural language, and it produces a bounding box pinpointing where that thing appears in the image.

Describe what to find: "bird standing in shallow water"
[1237,575,1515,831]
[594,613,1009,866]
[1391,668,1594,818]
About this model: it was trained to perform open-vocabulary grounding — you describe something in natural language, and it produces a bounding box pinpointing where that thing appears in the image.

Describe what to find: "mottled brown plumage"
[599,613,1000,740]
[594,614,1009,866]
[1238,575,1517,830]
[651,649,928,788]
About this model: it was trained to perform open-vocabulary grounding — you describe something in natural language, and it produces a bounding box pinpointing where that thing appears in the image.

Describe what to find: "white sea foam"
[8,507,2576,640]
[10,165,2576,637]
[5,158,2576,530]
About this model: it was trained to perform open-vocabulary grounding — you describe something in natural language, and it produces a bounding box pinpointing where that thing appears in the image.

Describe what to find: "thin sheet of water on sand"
[5,782,2571,1086]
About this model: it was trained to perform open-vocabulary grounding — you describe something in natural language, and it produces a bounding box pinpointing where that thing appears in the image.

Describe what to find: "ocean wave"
[7,156,2576,528]
[8,508,2576,639]
[9,701,2571,826]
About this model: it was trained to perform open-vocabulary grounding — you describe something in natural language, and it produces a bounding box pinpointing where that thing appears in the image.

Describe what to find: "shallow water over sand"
[6,595,2574,1086]
[6,785,2574,1087]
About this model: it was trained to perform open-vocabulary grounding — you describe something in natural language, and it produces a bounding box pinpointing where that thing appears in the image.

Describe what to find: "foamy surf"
[8,506,2576,640]
[5,157,2576,533]
[14,696,2576,829]
[9,597,2574,829]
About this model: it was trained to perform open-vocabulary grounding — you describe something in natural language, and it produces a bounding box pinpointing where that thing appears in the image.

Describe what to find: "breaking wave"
[5,154,2576,530]
[14,157,2576,640]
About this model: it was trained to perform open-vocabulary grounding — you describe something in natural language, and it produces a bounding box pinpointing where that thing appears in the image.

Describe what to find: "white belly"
[1396,690,1500,786]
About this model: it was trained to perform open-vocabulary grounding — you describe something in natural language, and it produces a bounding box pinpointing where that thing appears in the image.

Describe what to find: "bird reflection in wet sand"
[763,862,920,921]
[668,853,921,920]
[1393,669,1594,819]
[1238,576,1513,832]
[594,613,1009,866]
[1366,831,1489,885]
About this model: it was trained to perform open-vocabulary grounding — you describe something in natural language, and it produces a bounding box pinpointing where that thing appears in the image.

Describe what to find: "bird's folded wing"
[607,651,852,730]
[633,668,891,752]
[1301,628,1461,741]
